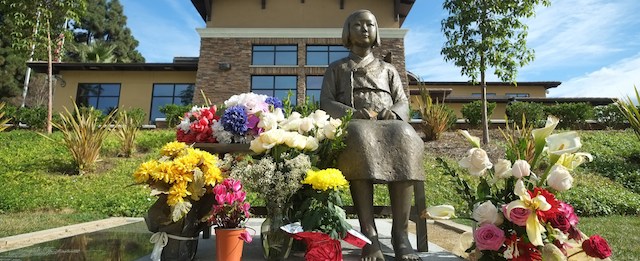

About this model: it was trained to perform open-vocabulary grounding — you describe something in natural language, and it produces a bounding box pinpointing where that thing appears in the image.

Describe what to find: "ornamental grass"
[617,85,640,141]
[49,102,116,174]
[0,102,10,132]
[414,83,456,141]
[114,110,140,157]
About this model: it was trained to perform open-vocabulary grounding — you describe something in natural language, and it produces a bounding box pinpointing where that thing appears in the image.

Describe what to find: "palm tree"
[72,41,116,63]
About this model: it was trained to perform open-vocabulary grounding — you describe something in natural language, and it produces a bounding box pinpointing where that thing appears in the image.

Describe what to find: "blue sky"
[120,0,640,101]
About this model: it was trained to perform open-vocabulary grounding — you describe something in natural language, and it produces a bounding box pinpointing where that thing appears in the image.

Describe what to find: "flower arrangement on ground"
[433,116,612,260]
[176,92,284,144]
[133,141,223,261]
[207,178,253,242]
[133,141,223,221]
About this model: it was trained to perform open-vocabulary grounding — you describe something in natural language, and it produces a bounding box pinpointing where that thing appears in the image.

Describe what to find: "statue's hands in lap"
[353,108,378,120]
[377,108,397,120]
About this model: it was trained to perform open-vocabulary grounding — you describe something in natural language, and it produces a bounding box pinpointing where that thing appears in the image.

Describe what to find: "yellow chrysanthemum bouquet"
[293,168,351,239]
[133,141,223,222]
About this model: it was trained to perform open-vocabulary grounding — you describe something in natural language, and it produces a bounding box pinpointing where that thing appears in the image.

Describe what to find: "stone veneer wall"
[194,37,408,105]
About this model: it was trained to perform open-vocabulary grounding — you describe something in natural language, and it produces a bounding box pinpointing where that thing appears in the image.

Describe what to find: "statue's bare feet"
[361,237,385,261]
[392,233,421,261]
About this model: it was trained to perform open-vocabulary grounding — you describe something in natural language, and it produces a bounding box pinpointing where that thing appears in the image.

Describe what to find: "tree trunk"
[480,55,489,144]
[21,11,41,108]
[46,18,53,134]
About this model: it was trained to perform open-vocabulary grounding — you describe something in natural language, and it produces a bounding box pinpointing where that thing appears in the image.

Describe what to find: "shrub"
[558,173,640,216]
[543,102,594,129]
[49,103,117,174]
[461,100,496,127]
[115,110,141,157]
[17,106,47,130]
[415,86,457,140]
[617,86,640,140]
[159,104,191,128]
[506,101,545,127]
[136,130,176,152]
[124,107,147,126]
[594,104,628,129]
[0,102,18,125]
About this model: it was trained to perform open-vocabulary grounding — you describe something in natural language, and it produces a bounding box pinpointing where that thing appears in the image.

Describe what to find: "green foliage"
[48,103,117,174]
[579,130,640,193]
[578,216,640,261]
[594,104,628,129]
[543,102,594,129]
[0,103,19,124]
[135,130,176,153]
[506,101,545,127]
[461,100,496,127]
[17,106,48,130]
[159,103,191,128]
[617,86,640,140]
[124,107,146,127]
[558,173,640,216]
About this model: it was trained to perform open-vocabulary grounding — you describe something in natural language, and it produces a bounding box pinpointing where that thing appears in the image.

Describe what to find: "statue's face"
[349,12,377,48]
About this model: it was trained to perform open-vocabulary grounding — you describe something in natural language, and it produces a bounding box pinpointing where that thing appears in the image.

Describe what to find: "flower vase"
[261,203,293,260]
[144,194,213,261]
[215,228,245,261]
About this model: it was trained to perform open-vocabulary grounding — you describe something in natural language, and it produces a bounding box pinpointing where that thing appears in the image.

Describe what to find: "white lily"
[425,205,456,219]
[458,130,481,148]
[546,131,582,165]
[531,116,560,166]
[556,152,593,171]
[505,179,551,246]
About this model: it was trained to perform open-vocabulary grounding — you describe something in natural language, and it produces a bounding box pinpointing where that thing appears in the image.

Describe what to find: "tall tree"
[3,0,87,133]
[68,0,144,63]
[0,8,30,103]
[441,0,550,144]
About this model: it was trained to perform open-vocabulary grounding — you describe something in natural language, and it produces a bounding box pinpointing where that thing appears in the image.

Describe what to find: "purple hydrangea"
[265,96,284,109]
[221,106,248,135]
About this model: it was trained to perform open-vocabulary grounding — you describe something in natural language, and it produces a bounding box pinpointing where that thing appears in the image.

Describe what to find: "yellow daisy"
[302,168,349,191]
[161,141,187,158]
[133,160,158,183]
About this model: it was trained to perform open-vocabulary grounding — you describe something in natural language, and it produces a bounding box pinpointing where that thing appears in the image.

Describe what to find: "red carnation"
[529,188,560,222]
[582,235,612,259]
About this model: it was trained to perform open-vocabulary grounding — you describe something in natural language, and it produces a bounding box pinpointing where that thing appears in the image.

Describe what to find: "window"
[76,83,121,114]
[150,83,195,122]
[252,45,297,65]
[251,76,297,105]
[471,93,496,98]
[305,76,323,102]
[306,45,349,66]
[506,93,530,98]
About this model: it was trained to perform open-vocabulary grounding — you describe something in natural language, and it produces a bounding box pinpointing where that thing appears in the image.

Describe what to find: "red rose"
[548,213,571,233]
[582,235,612,259]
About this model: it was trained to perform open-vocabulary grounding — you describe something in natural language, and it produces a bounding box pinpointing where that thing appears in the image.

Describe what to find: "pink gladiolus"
[239,231,253,243]
[225,192,236,205]
[474,224,505,251]
[235,191,246,202]
[215,194,226,205]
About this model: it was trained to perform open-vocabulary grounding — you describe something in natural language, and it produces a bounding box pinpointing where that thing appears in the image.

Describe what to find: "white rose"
[298,117,315,133]
[259,129,285,148]
[311,110,330,128]
[472,200,504,226]
[511,160,531,179]
[459,148,493,176]
[304,136,319,151]
[280,112,302,131]
[494,159,512,179]
[249,138,267,154]
[283,132,307,150]
[546,165,573,191]
[258,112,279,131]
[323,118,342,139]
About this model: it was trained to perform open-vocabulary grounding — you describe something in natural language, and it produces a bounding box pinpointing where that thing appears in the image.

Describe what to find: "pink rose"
[474,224,505,251]
[503,205,530,226]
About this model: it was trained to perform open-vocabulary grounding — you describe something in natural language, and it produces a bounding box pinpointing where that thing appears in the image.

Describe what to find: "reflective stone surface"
[0,222,153,261]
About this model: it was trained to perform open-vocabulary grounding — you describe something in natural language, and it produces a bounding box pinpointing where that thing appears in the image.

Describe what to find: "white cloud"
[549,52,640,102]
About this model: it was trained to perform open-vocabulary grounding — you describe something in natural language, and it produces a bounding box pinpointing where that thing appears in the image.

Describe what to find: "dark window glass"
[251,75,297,105]
[76,83,121,115]
[472,93,497,97]
[305,76,323,102]
[306,45,349,66]
[506,93,530,98]
[252,45,297,65]
[150,83,195,122]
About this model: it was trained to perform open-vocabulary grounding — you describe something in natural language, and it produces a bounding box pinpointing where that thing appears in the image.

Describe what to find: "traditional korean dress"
[320,52,424,182]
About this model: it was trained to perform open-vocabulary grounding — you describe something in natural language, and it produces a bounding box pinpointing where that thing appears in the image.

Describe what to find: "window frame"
[149,83,195,122]
[305,45,349,66]
[305,75,324,103]
[75,83,121,114]
[250,75,298,105]
[251,45,298,66]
